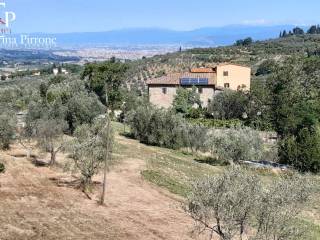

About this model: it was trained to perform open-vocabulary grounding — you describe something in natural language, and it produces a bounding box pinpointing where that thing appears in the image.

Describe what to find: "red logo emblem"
[0,18,6,25]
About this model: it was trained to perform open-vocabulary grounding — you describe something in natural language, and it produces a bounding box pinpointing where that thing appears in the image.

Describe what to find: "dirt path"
[0,136,205,240]
[83,135,203,240]
[92,158,196,240]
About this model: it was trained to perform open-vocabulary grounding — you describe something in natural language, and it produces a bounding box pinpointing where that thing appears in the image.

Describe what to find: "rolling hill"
[19,25,299,48]
[125,33,320,89]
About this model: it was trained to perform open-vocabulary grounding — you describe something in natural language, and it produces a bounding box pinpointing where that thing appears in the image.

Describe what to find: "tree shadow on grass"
[10,152,50,168]
[119,132,135,139]
[49,176,103,200]
[194,156,230,166]
[49,176,102,189]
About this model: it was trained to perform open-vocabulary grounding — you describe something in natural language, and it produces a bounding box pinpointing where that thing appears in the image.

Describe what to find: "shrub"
[186,107,204,119]
[186,166,313,240]
[205,127,264,163]
[126,103,156,144]
[184,123,207,153]
[255,59,276,76]
[126,104,207,150]
[188,118,243,128]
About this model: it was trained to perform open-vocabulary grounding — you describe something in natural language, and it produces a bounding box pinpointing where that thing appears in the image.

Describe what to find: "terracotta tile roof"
[148,72,216,86]
[147,73,181,85]
[147,63,250,86]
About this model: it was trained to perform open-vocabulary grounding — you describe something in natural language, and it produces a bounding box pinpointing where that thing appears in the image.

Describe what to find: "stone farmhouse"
[147,63,251,108]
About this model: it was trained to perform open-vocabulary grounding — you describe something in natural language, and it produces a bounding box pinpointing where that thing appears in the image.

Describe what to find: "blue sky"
[3,0,320,33]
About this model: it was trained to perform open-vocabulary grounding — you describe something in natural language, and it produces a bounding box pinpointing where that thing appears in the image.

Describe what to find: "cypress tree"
[282,30,287,37]
[307,25,317,34]
[293,27,304,35]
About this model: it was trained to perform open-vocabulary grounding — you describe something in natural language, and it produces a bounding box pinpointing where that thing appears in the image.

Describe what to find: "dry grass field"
[0,127,208,240]
[0,122,319,240]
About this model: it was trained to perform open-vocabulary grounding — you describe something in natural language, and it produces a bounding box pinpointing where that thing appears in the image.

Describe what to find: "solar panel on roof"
[180,78,209,85]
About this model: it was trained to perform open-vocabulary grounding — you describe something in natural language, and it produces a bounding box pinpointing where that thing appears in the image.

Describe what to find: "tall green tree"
[235,37,253,46]
[293,27,304,35]
[207,90,249,120]
[66,92,105,133]
[268,58,320,172]
[81,60,129,109]
[173,87,202,116]
[307,25,317,34]
[282,30,287,37]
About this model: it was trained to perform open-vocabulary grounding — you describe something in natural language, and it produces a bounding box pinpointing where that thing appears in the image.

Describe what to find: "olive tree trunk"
[100,118,112,205]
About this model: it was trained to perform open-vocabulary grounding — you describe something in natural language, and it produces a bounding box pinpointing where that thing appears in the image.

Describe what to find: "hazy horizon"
[11,24,305,35]
[3,0,320,34]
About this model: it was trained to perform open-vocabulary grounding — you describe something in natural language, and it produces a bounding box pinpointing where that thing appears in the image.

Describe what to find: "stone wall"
[149,86,177,108]
[149,86,216,108]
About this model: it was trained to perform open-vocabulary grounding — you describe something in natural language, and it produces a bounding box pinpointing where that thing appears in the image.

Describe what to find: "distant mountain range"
[21,24,306,49]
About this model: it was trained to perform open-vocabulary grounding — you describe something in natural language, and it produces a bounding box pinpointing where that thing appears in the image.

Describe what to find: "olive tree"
[66,92,105,133]
[207,90,249,120]
[185,123,208,153]
[186,166,260,240]
[205,127,264,163]
[34,118,68,165]
[185,166,313,240]
[126,104,188,149]
[70,118,114,196]
[254,175,312,240]
[173,86,202,116]
[0,112,16,150]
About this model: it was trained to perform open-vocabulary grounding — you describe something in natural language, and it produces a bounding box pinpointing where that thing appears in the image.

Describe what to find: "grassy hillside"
[0,37,319,238]
[114,122,320,239]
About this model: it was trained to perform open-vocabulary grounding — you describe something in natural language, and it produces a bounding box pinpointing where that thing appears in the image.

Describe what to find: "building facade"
[147,63,251,108]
